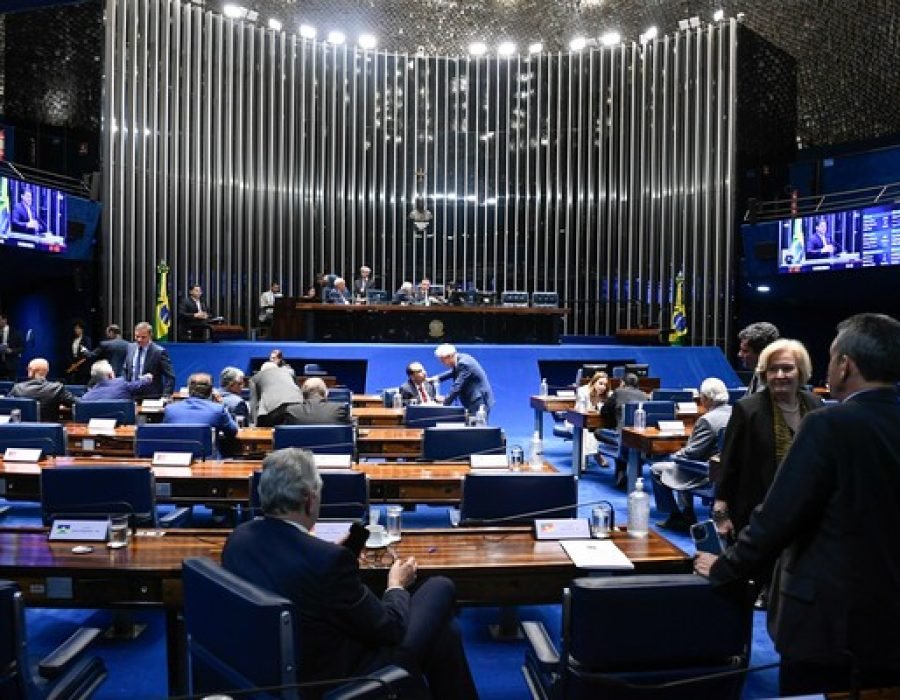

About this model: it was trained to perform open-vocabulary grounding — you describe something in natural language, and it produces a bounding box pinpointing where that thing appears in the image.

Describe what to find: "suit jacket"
[10,201,45,233]
[677,402,732,461]
[715,386,822,532]
[326,287,352,304]
[123,342,175,398]
[438,352,494,412]
[0,325,24,378]
[89,337,130,376]
[600,385,650,428]
[283,397,350,425]
[806,230,841,257]
[223,517,410,683]
[398,379,437,405]
[9,378,75,422]
[81,376,150,401]
[220,390,250,423]
[163,396,238,438]
[66,335,92,384]
[710,388,900,670]
[353,277,376,297]
[249,366,304,423]
[178,296,211,336]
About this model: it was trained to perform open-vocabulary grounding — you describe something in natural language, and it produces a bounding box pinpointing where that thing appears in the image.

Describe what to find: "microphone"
[0,435,62,457]
[48,500,141,531]
[418,440,507,463]
[135,436,211,461]
[456,495,616,527]
[169,670,406,700]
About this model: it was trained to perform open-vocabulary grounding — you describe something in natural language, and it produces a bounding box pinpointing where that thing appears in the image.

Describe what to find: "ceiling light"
[468,41,488,56]
[688,16,701,28]
[498,41,516,56]
[641,26,658,43]
[713,9,725,21]
[326,30,346,45]
[756,285,771,293]
[599,31,621,46]
[267,18,282,31]
[299,24,317,39]
[223,4,246,19]
[677,19,690,30]
[569,36,587,51]
[358,33,376,50]
[528,42,543,54]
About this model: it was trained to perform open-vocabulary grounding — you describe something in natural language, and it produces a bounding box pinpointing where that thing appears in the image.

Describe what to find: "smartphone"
[343,522,369,557]
[690,519,725,555]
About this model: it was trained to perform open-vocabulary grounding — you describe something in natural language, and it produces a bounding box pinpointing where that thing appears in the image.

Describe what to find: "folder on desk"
[314,454,352,469]
[657,420,686,436]
[470,454,509,469]
[561,540,634,570]
[555,390,575,398]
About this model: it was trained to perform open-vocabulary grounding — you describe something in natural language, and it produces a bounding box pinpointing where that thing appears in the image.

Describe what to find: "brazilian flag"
[668,272,688,346]
[154,261,171,341]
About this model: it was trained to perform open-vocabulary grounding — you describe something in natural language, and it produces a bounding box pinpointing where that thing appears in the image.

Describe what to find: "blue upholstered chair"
[273,424,355,455]
[64,384,88,398]
[666,428,728,509]
[135,423,215,460]
[650,389,695,403]
[326,387,352,403]
[727,387,747,405]
[0,423,66,457]
[404,404,466,428]
[365,289,390,304]
[422,426,504,461]
[250,469,368,521]
[0,396,40,422]
[72,399,137,425]
[0,580,107,699]
[182,557,414,700]
[597,400,676,468]
[0,380,14,395]
[459,473,576,525]
[522,574,753,699]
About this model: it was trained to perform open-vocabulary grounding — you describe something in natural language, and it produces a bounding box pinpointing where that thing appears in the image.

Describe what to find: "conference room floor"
[3,426,780,699]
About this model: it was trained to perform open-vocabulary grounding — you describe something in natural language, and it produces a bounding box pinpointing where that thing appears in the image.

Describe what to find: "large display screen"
[0,176,68,253]
[777,205,900,274]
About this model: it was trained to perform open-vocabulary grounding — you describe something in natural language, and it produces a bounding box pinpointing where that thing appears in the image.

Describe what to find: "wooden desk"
[564,409,612,475]
[352,394,384,408]
[530,395,576,439]
[620,427,692,493]
[208,324,246,341]
[356,427,423,459]
[67,424,136,457]
[353,406,404,427]
[0,524,689,693]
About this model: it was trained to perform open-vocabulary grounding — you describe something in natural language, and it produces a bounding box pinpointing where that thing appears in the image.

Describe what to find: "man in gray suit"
[650,377,732,531]
[284,378,350,425]
[249,361,304,426]
[9,358,76,422]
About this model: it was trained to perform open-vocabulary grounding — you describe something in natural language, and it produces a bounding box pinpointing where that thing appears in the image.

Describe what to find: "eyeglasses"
[765,364,797,375]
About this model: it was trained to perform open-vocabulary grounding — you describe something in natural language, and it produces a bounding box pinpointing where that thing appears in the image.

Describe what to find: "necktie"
[135,346,145,377]
[418,384,428,404]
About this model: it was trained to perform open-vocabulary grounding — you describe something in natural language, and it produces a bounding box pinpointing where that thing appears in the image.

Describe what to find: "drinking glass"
[107,515,130,549]
[591,504,612,539]
[385,505,403,542]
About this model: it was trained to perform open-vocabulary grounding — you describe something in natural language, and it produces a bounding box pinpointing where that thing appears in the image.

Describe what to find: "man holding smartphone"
[694,314,900,696]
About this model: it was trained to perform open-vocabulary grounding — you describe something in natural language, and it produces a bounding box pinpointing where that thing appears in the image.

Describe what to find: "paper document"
[561,539,635,570]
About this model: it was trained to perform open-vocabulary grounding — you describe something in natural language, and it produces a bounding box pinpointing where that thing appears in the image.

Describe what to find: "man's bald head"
[27,358,50,378]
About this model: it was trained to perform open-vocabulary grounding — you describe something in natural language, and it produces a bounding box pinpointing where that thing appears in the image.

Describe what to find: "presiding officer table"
[272,298,567,343]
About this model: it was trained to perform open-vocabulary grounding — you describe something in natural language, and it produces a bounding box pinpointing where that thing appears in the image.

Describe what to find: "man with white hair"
[80,360,152,401]
[219,366,249,424]
[433,343,494,418]
[326,277,352,304]
[9,358,76,422]
[650,377,732,532]
[353,265,375,298]
[249,360,305,426]
[392,281,414,305]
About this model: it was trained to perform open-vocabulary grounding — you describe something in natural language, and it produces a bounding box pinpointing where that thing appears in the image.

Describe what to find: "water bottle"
[529,430,543,470]
[628,477,650,538]
[475,404,487,426]
[9,409,22,423]
[633,402,647,429]
[392,391,403,410]
[539,378,549,397]
[576,393,588,412]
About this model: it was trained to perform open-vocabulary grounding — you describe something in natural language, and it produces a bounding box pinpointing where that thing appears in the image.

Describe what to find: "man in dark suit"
[737,321,780,394]
[163,372,238,456]
[600,373,649,428]
[249,361,305,426]
[805,218,841,258]
[352,265,375,299]
[123,321,175,398]
[326,277,352,305]
[0,312,24,380]
[87,324,130,376]
[696,313,900,696]
[9,358,75,422]
[10,189,45,234]
[223,448,478,698]
[81,360,152,401]
[433,343,494,419]
[398,361,437,405]
[178,284,212,340]
[284,378,350,424]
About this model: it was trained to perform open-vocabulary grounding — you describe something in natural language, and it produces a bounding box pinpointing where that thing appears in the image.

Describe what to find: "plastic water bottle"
[392,391,403,410]
[475,404,487,426]
[576,393,588,412]
[628,477,650,538]
[529,431,543,470]
[539,378,549,397]
[633,402,647,429]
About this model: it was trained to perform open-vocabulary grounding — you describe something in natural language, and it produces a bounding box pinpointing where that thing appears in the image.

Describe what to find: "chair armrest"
[521,621,560,669]
[323,664,420,699]
[38,627,103,679]
[597,429,619,444]
[159,506,192,527]
[673,456,709,475]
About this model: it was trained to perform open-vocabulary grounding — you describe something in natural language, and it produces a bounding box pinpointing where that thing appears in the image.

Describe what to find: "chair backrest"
[0,380,14,395]
[135,423,214,460]
[531,291,559,307]
[304,363,327,376]
[622,400,675,428]
[651,389,695,403]
[273,424,355,454]
[563,574,752,698]
[72,399,137,425]
[500,290,529,307]
[381,388,399,408]
[64,384,88,397]
[404,404,466,428]
[460,473,576,525]
[422,426,504,461]
[40,465,157,526]
[365,289,390,304]
[182,557,300,700]
[326,387,352,403]
[0,422,66,456]
[0,397,40,422]
[727,387,747,405]
[250,470,368,521]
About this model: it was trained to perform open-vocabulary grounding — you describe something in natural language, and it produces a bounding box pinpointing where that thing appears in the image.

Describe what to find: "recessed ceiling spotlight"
[326,30,346,45]
[223,4,246,19]
[299,24,317,39]
[358,33,377,50]
[713,9,725,21]
[468,41,488,56]
[528,42,543,54]
[642,26,658,42]
[498,41,516,56]
[569,36,587,51]
[599,31,621,46]
[688,16,701,28]
[677,19,690,30]
[267,18,282,31]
